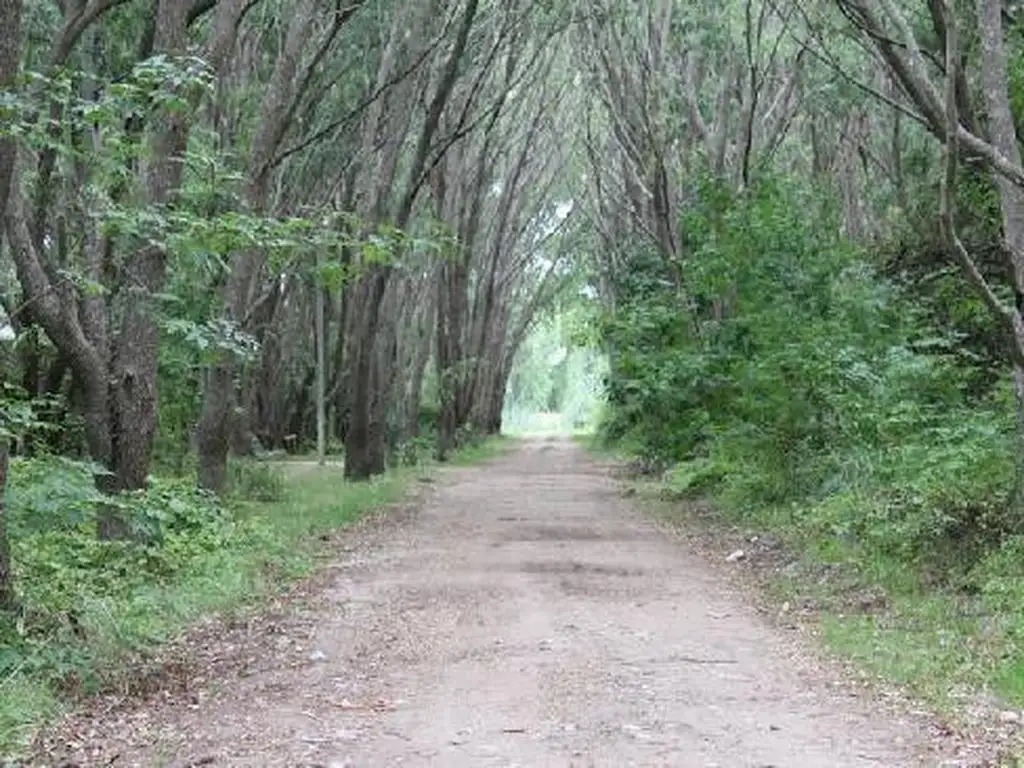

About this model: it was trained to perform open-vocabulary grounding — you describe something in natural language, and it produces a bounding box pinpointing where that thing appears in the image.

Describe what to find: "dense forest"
[4,0,1024,755]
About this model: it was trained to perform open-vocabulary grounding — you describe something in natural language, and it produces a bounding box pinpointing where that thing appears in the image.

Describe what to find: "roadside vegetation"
[588,179,1024,715]
[0,438,506,756]
[566,0,1024,735]
[0,0,561,757]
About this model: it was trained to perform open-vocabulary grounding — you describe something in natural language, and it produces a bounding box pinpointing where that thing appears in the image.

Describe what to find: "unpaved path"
[42,438,965,766]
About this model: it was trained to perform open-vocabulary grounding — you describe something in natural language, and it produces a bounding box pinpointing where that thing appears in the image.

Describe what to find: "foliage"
[592,176,1024,709]
[226,460,286,502]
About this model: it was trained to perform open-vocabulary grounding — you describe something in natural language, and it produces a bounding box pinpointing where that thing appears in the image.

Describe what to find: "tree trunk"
[376,297,404,461]
[435,266,459,461]
[196,364,233,493]
[0,0,21,216]
[487,371,507,434]
[0,0,23,604]
[97,0,192,538]
[344,270,389,478]
[0,440,13,612]
[370,340,392,466]
[974,0,1024,514]
[405,301,434,439]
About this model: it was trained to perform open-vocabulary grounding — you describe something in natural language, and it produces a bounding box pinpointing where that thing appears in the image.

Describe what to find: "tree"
[0,0,24,607]
[827,0,1024,508]
[2,0,246,536]
[194,0,366,493]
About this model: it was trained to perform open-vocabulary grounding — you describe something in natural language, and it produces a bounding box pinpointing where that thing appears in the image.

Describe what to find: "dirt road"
[46,438,961,767]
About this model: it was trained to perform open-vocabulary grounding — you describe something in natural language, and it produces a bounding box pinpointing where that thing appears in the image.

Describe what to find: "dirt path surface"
[42,438,965,767]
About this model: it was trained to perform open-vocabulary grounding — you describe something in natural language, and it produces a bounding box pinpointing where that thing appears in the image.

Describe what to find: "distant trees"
[0,0,577,537]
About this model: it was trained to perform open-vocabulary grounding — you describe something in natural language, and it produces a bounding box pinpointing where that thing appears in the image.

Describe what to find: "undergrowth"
[591,176,1024,719]
[0,437,507,759]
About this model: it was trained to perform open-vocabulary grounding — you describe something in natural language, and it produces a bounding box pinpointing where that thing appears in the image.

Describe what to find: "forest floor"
[27,438,1012,766]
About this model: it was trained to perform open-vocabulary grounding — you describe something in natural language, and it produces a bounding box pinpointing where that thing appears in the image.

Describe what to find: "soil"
[27,438,1008,766]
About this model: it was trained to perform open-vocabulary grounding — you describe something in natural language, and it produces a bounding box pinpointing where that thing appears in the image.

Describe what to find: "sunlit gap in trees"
[500,194,605,437]
[502,291,607,438]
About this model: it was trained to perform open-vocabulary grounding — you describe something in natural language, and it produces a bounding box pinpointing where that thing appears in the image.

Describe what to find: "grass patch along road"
[599,451,1024,763]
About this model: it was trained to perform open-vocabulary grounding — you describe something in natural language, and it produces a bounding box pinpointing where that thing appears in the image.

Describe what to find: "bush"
[5,456,108,536]
[598,176,1017,573]
[0,456,263,731]
[3,460,243,641]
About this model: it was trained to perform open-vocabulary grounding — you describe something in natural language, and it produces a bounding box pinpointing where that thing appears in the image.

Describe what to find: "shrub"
[598,176,1017,573]
[0,455,258,704]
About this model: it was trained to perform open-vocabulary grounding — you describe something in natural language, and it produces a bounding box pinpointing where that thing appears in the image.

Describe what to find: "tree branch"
[936,0,1023,365]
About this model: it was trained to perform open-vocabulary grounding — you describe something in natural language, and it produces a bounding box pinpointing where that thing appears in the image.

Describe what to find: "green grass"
[0,675,52,760]
[756,540,1006,709]
[785,552,1024,717]
[0,437,510,760]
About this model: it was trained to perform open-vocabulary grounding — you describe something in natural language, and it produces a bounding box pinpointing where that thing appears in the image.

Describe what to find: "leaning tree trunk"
[0,439,13,612]
[196,0,336,493]
[974,0,1024,516]
[345,0,481,476]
